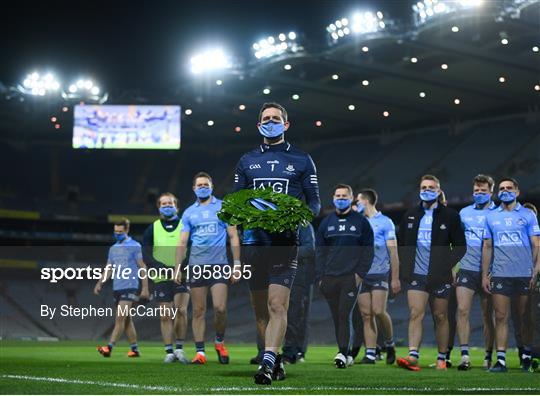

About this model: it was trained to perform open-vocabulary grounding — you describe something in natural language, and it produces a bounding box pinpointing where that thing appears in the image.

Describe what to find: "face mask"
[419,190,438,202]
[355,203,365,213]
[113,233,126,243]
[473,192,490,205]
[195,187,212,199]
[498,191,516,203]
[159,206,177,218]
[334,198,352,211]
[258,120,285,138]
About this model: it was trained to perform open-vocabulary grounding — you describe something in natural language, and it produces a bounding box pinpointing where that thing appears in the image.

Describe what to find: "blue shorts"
[490,276,531,296]
[407,274,452,299]
[187,264,230,288]
[243,245,297,291]
[113,288,139,304]
[359,273,389,294]
[152,280,189,303]
[456,269,483,292]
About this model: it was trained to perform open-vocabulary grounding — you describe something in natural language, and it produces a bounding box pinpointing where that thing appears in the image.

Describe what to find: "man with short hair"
[397,175,466,371]
[482,178,540,372]
[174,172,241,365]
[356,188,400,365]
[234,102,320,385]
[142,193,190,363]
[316,184,374,369]
[455,174,496,370]
[95,218,149,357]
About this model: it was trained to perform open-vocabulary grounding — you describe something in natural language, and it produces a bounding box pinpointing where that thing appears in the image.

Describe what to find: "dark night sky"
[1,1,412,93]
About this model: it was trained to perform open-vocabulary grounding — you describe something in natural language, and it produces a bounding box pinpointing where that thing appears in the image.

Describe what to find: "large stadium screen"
[73,105,181,149]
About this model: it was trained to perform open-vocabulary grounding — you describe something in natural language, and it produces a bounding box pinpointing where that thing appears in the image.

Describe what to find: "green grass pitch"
[0,340,538,394]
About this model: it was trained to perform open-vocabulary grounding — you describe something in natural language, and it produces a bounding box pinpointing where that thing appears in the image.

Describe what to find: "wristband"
[233,260,241,266]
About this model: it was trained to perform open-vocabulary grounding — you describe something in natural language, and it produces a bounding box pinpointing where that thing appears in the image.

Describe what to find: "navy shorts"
[407,274,452,299]
[187,264,230,288]
[243,245,297,291]
[456,269,483,292]
[359,273,389,294]
[113,288,139,304]
[490,276,531,296]
[152,280,189,303]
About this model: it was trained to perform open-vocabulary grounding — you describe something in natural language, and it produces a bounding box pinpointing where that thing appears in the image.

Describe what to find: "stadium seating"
[1,114,538,217]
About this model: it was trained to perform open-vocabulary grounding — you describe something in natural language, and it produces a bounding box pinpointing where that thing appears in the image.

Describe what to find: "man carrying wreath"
[232,102,321,385]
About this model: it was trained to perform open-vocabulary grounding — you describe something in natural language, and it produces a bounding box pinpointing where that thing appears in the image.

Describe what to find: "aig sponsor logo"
[253,178,289,194]
[196,221,218,236]
[496,231,523,246]
[465,227,484,241]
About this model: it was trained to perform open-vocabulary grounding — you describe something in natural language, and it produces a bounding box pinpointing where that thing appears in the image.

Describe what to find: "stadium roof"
[0,0,538,141]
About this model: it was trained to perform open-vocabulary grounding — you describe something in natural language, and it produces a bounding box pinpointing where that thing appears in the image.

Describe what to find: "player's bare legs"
[480,293,495,366]
[250,290,270,349]
[358,293,377,355]
[174,292,190,341]
[432,296,450,367]
[407,290,429,353]
[124,315,137,344]
[210,283,228,336]
[265,284,290,353]
[372,290,392,341]
[110,301,131,344]
[191,286,209,344]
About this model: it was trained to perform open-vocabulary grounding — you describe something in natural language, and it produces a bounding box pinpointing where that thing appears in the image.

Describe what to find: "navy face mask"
[195,187,212,199]
[419,190,438,202]
[334,198,352,211]
[113,233,126,243]
[159,206,177,218]
[498,191,516,203]
[258,120,285,138]
[473,192,491,205]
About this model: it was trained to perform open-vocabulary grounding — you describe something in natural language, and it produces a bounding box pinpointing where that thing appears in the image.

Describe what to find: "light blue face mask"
[498,191,516,203]
[113,233,126,243]
[355,203,365,213]
[334,198,352,211]
[473,192,491,205]
[195,187,212,199]
[419,190,438,202]
[159,206,177,218]
[258,120,285,138]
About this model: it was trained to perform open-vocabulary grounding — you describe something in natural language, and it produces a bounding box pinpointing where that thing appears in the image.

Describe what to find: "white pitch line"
[1,375,185,393]
[3,374,539,393]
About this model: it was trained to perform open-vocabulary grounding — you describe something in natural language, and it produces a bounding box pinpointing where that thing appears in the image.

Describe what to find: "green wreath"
[217,188,314,233]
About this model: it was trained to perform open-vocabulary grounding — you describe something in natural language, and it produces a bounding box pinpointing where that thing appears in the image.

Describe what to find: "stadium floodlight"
[62,78,106,103]
[252,31,303,60]
[412,0,483,26]
[19,71,61,96]
[190,48,232,74]
[326,10,386,45]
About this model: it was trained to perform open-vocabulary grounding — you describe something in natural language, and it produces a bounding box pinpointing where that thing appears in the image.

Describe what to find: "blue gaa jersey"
[414,207,435,275]
[484,203,540,277]
[107,237,142,291]
[181,196,228,265]
[459,201,497,272]
[234,141,321,245]
[366,212,396,275]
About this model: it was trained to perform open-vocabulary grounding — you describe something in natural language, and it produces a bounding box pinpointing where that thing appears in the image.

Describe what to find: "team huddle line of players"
[93,102,539,385]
